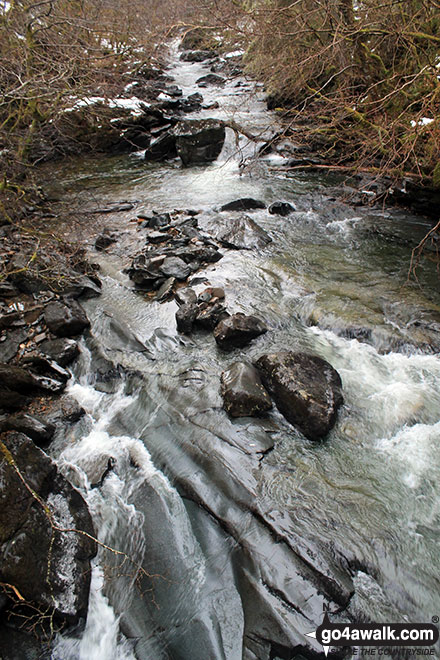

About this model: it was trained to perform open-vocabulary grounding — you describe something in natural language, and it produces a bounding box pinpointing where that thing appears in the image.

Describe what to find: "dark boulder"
[60,396,86,424]
[255,352,344,440]
[175,287,197,306]
[176,303,199,334]
[268,201,296,216]
[173,119,225,167]
[144,131,177,162]
[214,313,267,350]
[199,213,271,250]
[0,432,97,622]
[180,27,211,50]
[22,355,70,384]
[62,275,102,300]
[165,84,182,97]
[196,302,228,330]
[180,50,214,62]
[127,254,166,289]
[187,92,203,105]
[39,338,80,367]
[0,413,55,445]
[220,198,266,212]
[95,231,117,251]
[147,230,169,245]
[159,256,192,281]
[221,362,272,418]
[0,363,65,411]
[196,74,225,88]
[44,300,90,338]
[139,212,171,228]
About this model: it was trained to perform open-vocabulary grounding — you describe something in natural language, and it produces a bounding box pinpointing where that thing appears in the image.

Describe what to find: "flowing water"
[47,42,440,659]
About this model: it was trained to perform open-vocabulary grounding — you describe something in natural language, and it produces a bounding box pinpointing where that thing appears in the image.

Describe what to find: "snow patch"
[411,117,434,128]
[225,49,244,58]
[65,96,150,116]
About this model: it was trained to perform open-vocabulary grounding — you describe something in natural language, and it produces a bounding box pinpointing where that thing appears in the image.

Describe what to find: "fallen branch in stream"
[408,218,440,284]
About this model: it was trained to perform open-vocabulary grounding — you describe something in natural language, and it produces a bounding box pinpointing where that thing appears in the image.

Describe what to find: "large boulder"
[144,131,177,162]
[220,198,266,212]
[0,362,67,412]
[268,201,295,216]
[255,352,344,440]
[0,413,55,445]
[221,362,272,418]
[39,338,80,367]
[196,74,225,88]
[0,433,97,622]
[180,50,214,63]
[173,119,226,167]
[199,213,271,250]
[44,300,90,338]
[214,313,267,350]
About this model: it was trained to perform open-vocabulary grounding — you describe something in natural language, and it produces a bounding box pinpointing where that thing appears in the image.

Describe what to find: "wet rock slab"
[0,432,96,622]
[256,351,344,440]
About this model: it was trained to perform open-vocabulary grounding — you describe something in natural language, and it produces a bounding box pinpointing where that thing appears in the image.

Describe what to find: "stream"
[46,42,440,660]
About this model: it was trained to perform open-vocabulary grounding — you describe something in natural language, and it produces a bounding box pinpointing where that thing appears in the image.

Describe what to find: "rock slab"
[255,351,343,440]
[0,432,97,621]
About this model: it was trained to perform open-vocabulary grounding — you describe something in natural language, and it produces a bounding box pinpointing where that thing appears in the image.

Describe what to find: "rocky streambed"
[1,36,440,660]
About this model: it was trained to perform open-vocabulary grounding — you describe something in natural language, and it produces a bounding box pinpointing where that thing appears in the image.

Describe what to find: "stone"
[144,131,177,161]
[159,257,191,281]
[0,363,43,396]
[0,432,97,622]
[62,275,102,299]
[95,232,117,251]
[173,119,226,167]
[165,84,182,97]
[39,338,80,367]
[0,413,55,445]
[180,50,214,62]
[255,351,344,440]
[196,74,225,87]
[198,287,225,303]
[214,313,268,350]
[268,201,296,216]
[0,328,27,363]
[175,287,197,306]
[187,92,203,105]
[147,231,169,244]
[139,212,171,228]
[61,397,85,423]
[176,303,198,334]
[220,198,266,212]
[221,362,272,418]
[155,277,176,302]
[200,213,271,250]
[195,302,228,330]
[43,300,90,337]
